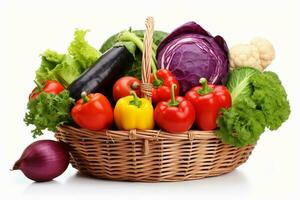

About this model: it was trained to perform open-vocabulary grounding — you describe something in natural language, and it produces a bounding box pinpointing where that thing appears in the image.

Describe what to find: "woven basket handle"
[140,17,154,155]
[141,17,154,102]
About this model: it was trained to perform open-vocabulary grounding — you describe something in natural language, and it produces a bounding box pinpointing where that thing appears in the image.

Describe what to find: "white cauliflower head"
[229,37,275,71]
[250,37,275,70]
[229,44,262,71]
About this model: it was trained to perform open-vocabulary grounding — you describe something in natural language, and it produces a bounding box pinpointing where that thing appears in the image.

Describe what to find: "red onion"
[12,140,69,182]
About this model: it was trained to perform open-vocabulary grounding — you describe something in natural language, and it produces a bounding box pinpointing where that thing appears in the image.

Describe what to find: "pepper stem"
[129,91,142,108]
[81,92,89,104]
[168,84,179,107]
[152,71,163,88]
[198,78,213,96]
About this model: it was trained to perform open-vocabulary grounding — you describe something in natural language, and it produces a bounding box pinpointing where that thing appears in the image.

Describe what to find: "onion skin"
[13,140,69,182]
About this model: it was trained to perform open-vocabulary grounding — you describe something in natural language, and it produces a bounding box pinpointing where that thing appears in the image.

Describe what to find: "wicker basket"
[55,17,255,182]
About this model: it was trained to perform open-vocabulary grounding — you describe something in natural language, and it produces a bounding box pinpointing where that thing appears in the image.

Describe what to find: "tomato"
[30,80,64,100]
[113,76,141,101]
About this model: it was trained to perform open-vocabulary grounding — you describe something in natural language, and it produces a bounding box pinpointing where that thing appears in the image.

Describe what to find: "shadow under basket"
[55,125,255,182]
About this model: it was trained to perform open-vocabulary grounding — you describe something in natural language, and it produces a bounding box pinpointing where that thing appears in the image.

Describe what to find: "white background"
[0,0,299,199]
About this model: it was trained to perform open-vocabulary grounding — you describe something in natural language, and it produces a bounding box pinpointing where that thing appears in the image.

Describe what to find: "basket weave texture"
[55,17,255,182]
[55,126,254,182]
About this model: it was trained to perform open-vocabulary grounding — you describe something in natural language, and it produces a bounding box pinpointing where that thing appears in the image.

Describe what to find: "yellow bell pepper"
[114,91,154,130]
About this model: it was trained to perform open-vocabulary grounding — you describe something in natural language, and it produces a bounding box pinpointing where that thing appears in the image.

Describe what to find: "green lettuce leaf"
[35,29,100,87]
[24,90,74,138]
[68,29,101,71]
[51,55,81,87]
[217,98,266,147]
[35,50,65,84]
[251,71,290,130]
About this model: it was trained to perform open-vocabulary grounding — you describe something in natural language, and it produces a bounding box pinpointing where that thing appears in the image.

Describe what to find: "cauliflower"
[229,44,262,71]
[250,37,275,69]
[229,37,275,71]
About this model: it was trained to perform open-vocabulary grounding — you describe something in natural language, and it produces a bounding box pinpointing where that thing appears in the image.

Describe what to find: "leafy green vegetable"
[217,68,290,147]
[100,30,167,53]
[99,30,167,79]
[51,55,82,87]
[35,50,68,84]
[226,67,259,104]
[114,41,137,59]
[251,71,290,130]
[35,29,101,87]
[117,30,158,75]
[68,29,101,71]
[133,30,167,47]
[125,51,142,78]
[217,98,266,147]
[24,90,74,138]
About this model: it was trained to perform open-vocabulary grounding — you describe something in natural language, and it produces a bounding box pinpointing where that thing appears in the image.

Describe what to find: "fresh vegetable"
[30,80,64,100]
[114,91,154,130]
[117,30,158,79]
[68,46,134,101]
[229,44,261,71]
[229,37,275,71]
[251,71,290,130]
[217,68,290,147]
[217,99,266,147]
[68,29,102,70]
[24,90,74,138]
[150,69,180,103]
[71,92,113,130]
[185,78,231,130]
[154,84,195,133]
[157,22,229,93]
[36,30,101,87]
[225,67,259,105]
[100,30,167,79]
[250,37,275,69]
[12,140,69,182]
[113,76,141,101]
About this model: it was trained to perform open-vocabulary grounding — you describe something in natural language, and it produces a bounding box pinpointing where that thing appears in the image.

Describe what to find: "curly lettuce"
[68,29,101,71]
[35,29,101,87]
[24,90,74,138]
[217,68,290,147]
[251,71,290,130]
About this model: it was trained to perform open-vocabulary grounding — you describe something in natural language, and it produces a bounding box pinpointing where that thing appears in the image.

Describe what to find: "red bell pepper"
[71,92,114,130]
[150,69,180,103]
[30,80,64,100]
[185,78,231,131]
[154,84,195,133]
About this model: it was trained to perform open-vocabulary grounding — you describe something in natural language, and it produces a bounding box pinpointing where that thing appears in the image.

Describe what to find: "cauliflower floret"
[250,37,275,70]
[229,44,263,71]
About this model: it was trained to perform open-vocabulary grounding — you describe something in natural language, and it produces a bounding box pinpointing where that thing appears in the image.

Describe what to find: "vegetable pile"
[16,20,290,182]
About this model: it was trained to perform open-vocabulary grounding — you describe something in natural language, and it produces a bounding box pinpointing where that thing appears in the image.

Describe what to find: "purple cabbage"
[157,22,229,93]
